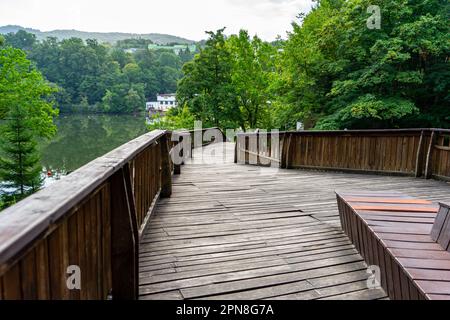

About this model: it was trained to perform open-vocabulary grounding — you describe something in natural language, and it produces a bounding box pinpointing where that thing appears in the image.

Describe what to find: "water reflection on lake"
[39,113,148,186]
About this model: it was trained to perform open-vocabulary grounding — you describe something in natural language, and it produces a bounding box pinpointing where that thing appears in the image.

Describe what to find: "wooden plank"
[351,204,438,213]
[35,240,50,299]
[110,168,137,300]
[48,221,70,300]
[425,130,437,179]
[391,259,402,300]
[0,277,3,299]
[67,211,80,300]
[123,163,139,296]
[20,250,37,299]
[346,197,432,205]
[416,280,450,295]
[2,264,21,299]
[101,184,112,298]
[415,131,425,177]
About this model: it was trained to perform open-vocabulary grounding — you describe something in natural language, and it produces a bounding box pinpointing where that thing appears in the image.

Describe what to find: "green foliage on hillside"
[278,0,449,130]
[3,32,191,114]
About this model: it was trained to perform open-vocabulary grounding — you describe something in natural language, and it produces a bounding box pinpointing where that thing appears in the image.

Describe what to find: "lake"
[39,113,148,186]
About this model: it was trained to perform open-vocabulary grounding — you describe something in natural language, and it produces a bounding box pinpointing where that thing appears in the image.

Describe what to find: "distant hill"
[0,25,195,45]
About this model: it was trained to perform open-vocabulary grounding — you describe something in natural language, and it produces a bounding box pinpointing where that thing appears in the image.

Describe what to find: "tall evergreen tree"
[0,104,43,198]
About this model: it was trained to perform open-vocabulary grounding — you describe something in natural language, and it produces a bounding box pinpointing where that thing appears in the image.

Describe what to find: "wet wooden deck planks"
[139,142,450,300]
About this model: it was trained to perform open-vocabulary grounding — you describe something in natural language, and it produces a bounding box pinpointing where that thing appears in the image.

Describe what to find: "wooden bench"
[336,191,450,300]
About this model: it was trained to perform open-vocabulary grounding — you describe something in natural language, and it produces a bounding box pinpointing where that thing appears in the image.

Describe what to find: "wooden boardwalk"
[139,142,450,300]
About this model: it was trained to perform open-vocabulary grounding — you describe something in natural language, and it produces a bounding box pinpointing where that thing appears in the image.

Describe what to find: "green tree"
[158,52,182,69]
[0,104,43,197]
[110,48,133,68]
[177,28,240,128]
[0,45,57,204]
[227,30,277,129]
[125,86,145,114]
[279,0,450,129]
[4,30,37,51]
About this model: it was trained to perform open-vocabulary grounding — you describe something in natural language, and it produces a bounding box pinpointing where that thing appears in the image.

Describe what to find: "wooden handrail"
[0,127,224,300]
[238,128,450,135]
[236,128,450,181]
[0,129,183,300]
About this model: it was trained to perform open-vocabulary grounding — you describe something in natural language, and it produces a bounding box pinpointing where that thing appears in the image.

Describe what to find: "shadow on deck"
[139,142,450,300]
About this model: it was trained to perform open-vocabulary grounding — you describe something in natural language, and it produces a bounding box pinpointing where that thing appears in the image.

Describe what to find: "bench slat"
[345,197,433,204]
[351,204,438,213]
[431,205,449,242]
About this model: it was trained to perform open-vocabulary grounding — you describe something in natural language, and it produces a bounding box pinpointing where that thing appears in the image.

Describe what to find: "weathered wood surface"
[237,129,450,181]
[337,193,450,300]
[139,142,450,300]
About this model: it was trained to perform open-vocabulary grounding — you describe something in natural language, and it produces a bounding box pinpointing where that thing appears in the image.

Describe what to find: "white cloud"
[0,0,313,40]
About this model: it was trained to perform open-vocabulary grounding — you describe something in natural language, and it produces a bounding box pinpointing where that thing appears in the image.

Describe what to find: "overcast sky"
[0,0,314,41]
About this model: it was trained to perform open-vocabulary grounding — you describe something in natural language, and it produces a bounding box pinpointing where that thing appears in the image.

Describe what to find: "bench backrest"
[431,202,450,251]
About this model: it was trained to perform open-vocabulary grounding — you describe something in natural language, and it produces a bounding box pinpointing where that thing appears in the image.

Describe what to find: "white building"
[146,94,177,114]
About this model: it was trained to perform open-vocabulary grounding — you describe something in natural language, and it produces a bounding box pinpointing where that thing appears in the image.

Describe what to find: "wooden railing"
[171,127,224,174]
[431,129,450,180]
[236,129,450,181]
[235,131,285,167]
[0,130,184,300]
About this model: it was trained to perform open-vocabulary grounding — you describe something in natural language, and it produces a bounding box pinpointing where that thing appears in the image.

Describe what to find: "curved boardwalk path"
[139,142,450,300]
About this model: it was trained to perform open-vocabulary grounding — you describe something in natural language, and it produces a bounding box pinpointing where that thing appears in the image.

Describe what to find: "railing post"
[281,133,292,169]
[245,136,249,165]
[110,165,138,300]
[415,130,426,178]
[234,137,238,163]
[256,131,260,165]
[122,163,139,296]
[160,134,172,198]
[424,130,437,179]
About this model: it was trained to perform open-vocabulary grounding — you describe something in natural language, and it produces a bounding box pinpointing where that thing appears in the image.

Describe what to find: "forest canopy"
[175,0,449,130]
[3,31,194,114]
[3,0,449,128]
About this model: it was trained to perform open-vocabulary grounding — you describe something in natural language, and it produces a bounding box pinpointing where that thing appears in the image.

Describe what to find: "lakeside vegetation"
[3,30,195,114]
[0,35,58,208]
